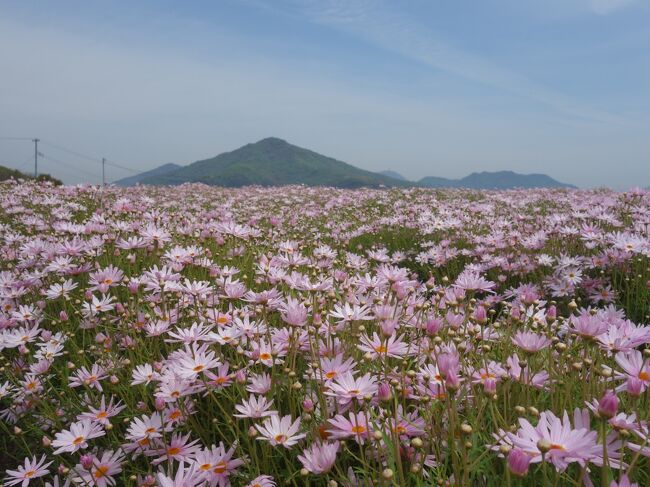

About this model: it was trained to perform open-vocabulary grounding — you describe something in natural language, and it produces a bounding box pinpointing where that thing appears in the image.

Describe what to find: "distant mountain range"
[116,138,575,189]
[418,171,576,189]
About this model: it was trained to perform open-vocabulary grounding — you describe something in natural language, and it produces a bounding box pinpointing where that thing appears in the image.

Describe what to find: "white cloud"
[590,0,637,15]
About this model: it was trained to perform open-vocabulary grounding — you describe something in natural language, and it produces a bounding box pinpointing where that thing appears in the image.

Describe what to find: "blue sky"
[0,0,648,187]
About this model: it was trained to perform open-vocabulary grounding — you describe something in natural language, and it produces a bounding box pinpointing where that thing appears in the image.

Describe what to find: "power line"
[39,140,140,174]
[40,153,100,180]
[2,136,144,180]
[39,140,103,163]
[104,159,140,174]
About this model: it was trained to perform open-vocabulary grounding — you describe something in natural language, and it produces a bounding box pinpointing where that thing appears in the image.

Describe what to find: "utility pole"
[102,157,106,186]
[33,138,39,177]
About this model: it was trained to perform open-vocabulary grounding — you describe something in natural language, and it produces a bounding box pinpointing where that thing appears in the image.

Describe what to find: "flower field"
[1,181,650,486]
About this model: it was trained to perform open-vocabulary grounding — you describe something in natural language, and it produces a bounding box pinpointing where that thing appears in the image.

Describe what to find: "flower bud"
[302,399,314,413]
[546,305,557,322]
[425,317,442,336]
[483,377,497,395]
[536,438,551,453]
[626,377,643,397]
[472,306,487,324]
[507,448,531,477]
[378,382,393,402]
[381,468,394,480]
[437,352,458,378]
[155,396,166,411]
[597,390,618,419]
[380,320,398,337]
[80,454,94,469]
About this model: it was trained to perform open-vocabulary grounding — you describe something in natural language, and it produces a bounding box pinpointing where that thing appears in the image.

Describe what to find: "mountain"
[379,170,407,181]
[115,163,181,186]
[138,138,409,188]
[418,170,575,189]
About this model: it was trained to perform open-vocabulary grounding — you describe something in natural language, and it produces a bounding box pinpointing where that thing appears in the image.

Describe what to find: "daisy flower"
[52,420,105,454]
[246,475,276,487]
[72,449,124,487]
[512,331,552,353]
[4,455,52,486]
[298,442,339,474]
[327,412,373,444]
[234,395,278,419]
[325,372,377,405]
[78,395,126,425]
[148,432,201,465]
[614,350,650,393]
[255,415,305,449]
[358,332,410,359]
[192,442,244,484]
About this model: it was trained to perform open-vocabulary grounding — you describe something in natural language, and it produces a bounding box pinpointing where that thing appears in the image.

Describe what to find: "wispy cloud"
[254,0,632,126]
[589,0,638,15]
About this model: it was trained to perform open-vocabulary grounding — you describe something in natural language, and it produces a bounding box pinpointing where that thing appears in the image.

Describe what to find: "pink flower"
[246,475,276,487]
[72,449,125,487]
[255,415,305,449]
[494,409,610,472]
[610,475,639,487]
[192,442,244,484]
[614,351,650,393]
[597,390,619,419]
[234,395,277,419]
[4,455,52,486]
[512,331,552,353]
[325,371,378,405]
[298,442,339,474]
[507,448,531,477]
[52,420,105,454]
[358,333,410,359]
[327,412,372,444]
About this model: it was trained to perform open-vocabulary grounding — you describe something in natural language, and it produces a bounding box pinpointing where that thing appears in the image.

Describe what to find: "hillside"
[139,138,408,188]
[418,170,575,189]
[115,163,181,186]
[379,170,407,181]
[0,164,62,185]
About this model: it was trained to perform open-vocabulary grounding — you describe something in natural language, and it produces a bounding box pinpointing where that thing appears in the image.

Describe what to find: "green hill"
[0,164,62,185]
[139,137,409,188]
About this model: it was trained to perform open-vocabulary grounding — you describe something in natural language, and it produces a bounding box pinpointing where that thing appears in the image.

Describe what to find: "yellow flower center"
[94,466,109,478]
